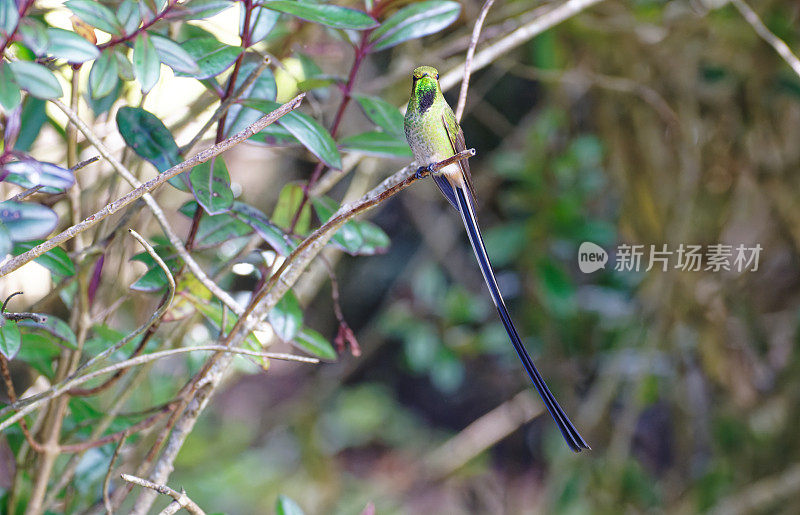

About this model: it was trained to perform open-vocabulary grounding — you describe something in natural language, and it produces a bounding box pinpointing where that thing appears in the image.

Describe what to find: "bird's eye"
[436,73,440,80]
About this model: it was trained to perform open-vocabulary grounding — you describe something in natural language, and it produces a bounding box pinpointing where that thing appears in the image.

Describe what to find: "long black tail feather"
[451,185,590,452]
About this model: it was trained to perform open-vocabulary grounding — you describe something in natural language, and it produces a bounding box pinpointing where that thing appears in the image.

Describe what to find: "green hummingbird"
[404,65,590,452]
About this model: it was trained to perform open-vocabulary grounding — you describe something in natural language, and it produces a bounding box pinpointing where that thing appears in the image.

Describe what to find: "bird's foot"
[415,165,433,179]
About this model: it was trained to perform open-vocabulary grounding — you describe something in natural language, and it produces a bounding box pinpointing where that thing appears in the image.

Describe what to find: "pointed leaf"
[353,94,405,136]
[0,320,21,360]
[177,37,241,79]
[182,0,233,20]
[18,315,78,349]
[189,157,234,215]
[339,131,412,158]
[179,201,253,245]
[151,34,200,75]
[89,51,119,99]
[46,28,100,63]
[263,1,377,30]
[312,196,390,255]
[276,495,306,515]
[0,0,18,35]
[13,240,75,277]
[18,19,50,56]
[241,4,279,45]
[369,0,460,51]
[1,160,74,190]
[230,202,294,255]
[66,0,123,35]
[8,61,63,99]
[272,182,310,234]
[0,201,58,241]
[0,221,11,256]
[116,106,186,189]
[118,0,141,35]
[293,328,336,360]
[224,56,277,136]
[267,290,302,341]
[242,99,341,169]
[0,62,20,111]
[133,33,160,93]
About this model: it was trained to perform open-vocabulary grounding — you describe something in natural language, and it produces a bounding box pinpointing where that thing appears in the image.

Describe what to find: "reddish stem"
[0,0,35,56]
[97,0,180,50]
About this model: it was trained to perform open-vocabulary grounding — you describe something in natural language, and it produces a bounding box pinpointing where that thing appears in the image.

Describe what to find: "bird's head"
[411,66,440,109]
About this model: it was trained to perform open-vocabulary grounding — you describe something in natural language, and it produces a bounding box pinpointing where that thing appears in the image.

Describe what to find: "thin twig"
[439,0,605,92]
[180,56,271,155]
[7,156,100,202]
[455,0,496,122]
[731,0,800,80]
[67,229,176,382]
[103,431,129,515]
[0,346,318,433]
[120,474,206,515]
[0,94,305,279]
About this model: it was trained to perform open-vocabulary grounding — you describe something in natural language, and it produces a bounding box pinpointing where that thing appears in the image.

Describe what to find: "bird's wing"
[441,110,477,202]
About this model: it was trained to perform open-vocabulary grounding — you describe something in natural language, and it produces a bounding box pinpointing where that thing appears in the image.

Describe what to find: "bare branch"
[103,431,129,515]
[120,474,206,515]
[455,0,496,122]
[439,0,606,92]
[731,0,800,80]
[0,94,306,279]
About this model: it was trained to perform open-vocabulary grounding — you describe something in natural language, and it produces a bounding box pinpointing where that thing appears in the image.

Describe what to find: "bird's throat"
[417,87,436,115]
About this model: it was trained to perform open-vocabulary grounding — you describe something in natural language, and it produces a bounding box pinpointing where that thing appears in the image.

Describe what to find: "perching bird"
[404,65,590,452]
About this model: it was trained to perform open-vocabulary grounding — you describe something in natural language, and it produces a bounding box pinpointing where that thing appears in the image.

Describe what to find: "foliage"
[1,0,799,514]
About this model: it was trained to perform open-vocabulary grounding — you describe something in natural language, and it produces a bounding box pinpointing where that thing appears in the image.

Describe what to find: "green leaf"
[263,1,377,30]
[8,61,63,99]
[179,201,254,245]
[151,34,200,75]
[130,243,179,292]
[241,4,280,45]
[293,328,336,360]
[369,0,460,51]
[272,182,310,234]
[339,131,412,159]
[258,124,298,147]
[89,51,119,99]
[224,56,277,136]
[18,315,78,350]
[189,157,234,215]
[189,296,262,350]
[0,0,18,35]
[230,202,294,255]
[0,221,11,256]
[276,495,305,515]
[116,106,186,189]
[182,0,233,20]
[65,0,123,35]
[46,28,100,63]
[312,196,390,255]
[16,97,46,151]
[0,201,58,241]
[16,332,60,378]
[117,0,141,34]
[0,320,21,360]
[18,19,50,56]
[2,160,74,190]
[133,33,160,93]
[0,62,20,111]
[13,240,75,277]
[353,94,405,136]
[177,37,241,79]
[115,49,134,80]
[267,290,302,342]
[241,99,341,169]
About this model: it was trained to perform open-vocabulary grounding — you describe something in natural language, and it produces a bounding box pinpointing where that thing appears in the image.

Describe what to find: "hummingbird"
[403,66,590,452]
